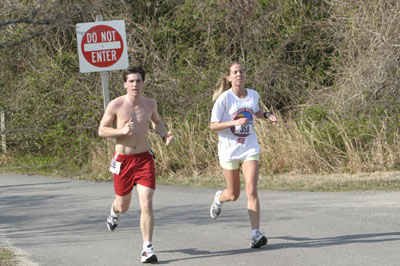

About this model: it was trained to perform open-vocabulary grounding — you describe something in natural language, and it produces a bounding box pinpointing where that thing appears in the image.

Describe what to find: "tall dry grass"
[149,117,220,177]
[89,111,400,179]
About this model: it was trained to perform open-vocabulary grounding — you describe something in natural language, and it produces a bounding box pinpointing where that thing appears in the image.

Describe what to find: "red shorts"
[113,151,156,196]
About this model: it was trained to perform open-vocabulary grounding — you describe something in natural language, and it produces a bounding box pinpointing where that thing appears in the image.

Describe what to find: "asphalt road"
[0,173,399,266]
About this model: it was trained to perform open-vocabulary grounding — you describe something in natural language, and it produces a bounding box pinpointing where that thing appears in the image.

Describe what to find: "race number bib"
[234,124,253,135]
[109,153,121,174]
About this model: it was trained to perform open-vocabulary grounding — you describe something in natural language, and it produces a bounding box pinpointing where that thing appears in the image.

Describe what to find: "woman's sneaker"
[141,243,158,263]
[210,191,223,219]
[251,230,268,248]
[106,215,119,231]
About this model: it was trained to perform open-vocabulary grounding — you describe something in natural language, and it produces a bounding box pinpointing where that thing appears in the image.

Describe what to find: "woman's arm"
[255,110,278,123]
[210,118,249,131]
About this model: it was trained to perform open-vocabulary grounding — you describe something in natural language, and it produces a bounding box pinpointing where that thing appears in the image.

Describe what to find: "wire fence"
[0,108,113,179]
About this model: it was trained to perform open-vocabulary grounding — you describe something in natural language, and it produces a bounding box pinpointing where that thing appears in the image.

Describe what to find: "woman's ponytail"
[212,76,230,102]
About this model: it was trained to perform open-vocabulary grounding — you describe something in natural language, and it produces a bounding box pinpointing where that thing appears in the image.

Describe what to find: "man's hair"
[123,65,146,82]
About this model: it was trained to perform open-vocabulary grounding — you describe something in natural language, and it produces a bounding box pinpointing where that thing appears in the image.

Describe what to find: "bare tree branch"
[0,21,75,49]
[0,0,76,49]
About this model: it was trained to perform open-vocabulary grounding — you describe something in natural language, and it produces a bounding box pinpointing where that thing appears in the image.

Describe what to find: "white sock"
[110,203,119,217]
[252,229,260,238]
[143,241,152,250]
[216,197,222,206]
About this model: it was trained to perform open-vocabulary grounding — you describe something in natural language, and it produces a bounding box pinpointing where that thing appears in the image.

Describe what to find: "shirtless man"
[98,65,174,263]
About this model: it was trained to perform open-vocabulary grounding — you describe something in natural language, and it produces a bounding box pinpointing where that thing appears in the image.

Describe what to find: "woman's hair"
[212,62,241,102]
[212,77,230,102]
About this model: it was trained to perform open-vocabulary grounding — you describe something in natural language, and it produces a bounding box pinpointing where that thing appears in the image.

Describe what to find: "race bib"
[109,153,121,174]
[234,124,253,135]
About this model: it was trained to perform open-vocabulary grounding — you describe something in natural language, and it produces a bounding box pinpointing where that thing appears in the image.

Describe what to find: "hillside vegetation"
[1,0,400,185]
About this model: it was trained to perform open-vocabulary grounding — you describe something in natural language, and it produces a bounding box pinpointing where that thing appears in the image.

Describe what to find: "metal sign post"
[96,15,111,110]
[1,111,6,153]
[76,16,129,161]
[76,16,128,109]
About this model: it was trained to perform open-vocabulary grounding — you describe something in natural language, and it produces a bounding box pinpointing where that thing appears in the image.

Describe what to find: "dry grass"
[6,109,399,191]
[258,171,400,191]
[130,114,400,191]
[256,117,333,174]
[0,248,16,266]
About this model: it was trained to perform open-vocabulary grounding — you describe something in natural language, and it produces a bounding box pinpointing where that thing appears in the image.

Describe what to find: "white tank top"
[210,88,260,161]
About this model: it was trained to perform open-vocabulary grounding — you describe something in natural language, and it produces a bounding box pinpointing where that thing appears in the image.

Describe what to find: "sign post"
[76,18,128,109]
[0,111,6,154]
[76,18,128,158]
[95,15,111,111]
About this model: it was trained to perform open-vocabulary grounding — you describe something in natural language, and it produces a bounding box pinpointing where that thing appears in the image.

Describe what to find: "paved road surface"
[0,174,399,266]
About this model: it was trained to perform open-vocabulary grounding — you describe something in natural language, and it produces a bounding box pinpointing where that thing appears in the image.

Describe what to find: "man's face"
[124,73,144,97]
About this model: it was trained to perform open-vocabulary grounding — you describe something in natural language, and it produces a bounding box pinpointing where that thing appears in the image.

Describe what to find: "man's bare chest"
[117,106,151,125]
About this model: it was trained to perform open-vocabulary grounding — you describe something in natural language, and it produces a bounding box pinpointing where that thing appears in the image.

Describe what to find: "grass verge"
[0,248,17,266]
[1,162,400,192]
[155,171,400,192]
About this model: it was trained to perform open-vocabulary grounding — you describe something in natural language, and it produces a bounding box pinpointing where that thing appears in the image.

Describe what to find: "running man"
[98,65,174,263]
[209,62,277,248]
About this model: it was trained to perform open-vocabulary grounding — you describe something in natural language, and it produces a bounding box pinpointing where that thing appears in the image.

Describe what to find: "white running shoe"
[106,215,119,231]
[210,191,223,219]
[141,243,158,263]
[251,230,268,248]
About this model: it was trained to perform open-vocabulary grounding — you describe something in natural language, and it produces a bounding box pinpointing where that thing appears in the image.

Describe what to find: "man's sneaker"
[210,190,223,219]
[251,230,268,248]
[141,243,158,263]
[106,215,119,231]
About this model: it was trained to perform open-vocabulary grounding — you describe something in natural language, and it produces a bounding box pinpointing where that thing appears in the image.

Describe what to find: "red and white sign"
[76,20,128,73]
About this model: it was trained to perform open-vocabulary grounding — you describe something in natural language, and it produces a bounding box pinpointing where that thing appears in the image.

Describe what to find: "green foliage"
[1,0,400,178]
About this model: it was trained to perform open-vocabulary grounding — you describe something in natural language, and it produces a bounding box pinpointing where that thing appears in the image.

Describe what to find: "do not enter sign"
[76,20,128,73]
[82,25,123,67]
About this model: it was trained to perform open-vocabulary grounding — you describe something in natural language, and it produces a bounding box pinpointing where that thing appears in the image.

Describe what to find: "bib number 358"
[234,124,253,135]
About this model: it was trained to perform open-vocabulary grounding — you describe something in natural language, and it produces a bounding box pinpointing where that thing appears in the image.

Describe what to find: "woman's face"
[228,63,245,88]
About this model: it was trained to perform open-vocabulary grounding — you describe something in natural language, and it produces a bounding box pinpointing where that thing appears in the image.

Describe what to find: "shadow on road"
[268,232,400,249]
[0,181,70,189]
[157,246,265,264]
[156,232,400,264]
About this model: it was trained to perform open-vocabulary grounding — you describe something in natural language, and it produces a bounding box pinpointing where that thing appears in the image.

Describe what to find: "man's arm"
[151,101,174,145]
[98,101,132,138]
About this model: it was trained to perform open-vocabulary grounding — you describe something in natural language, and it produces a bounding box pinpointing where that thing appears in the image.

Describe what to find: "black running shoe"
[210,191,223,219]
[106,215,119,231]
[141,244,158,263]
[251,231,268,248]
